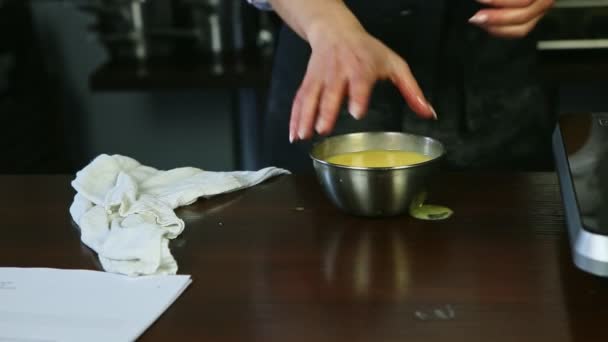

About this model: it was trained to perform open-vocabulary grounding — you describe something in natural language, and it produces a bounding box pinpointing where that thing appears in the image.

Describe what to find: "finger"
[469,0,553,26]
[295,77,323,140]
[475,0,534,8]
[315,78,347,136]
[289,92,301,143]
[290,72,321,142]
[388,56,436,120]
[347,75,374,122]
[482,16,541,38]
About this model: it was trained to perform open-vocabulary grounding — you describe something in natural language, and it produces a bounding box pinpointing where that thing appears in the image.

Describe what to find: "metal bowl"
[310,132,445,217]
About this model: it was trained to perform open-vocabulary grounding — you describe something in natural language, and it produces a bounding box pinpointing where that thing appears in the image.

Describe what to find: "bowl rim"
[309,131,446,171]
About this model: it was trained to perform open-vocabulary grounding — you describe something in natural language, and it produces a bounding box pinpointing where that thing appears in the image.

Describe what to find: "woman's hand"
[290,22,436,142]
[469,0,555,39]
[268,0,436,143]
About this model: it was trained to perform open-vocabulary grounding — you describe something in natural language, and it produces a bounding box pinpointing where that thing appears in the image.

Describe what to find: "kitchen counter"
[1,173,607,341]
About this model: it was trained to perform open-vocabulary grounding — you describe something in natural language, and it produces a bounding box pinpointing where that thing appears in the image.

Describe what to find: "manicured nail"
[469,13,488,25]
[315,119,324,134]
[298,128,307,140]
[417,96,437,120]
[289,132,294,143]
[430,105,438,120]
[349,103,363,120]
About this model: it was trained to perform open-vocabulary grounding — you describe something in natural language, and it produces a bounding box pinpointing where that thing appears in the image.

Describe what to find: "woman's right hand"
[268,0,437,143]
[290,22,437,142]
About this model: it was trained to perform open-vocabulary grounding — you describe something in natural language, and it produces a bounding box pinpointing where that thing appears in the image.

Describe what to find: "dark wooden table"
[2,173,608,341]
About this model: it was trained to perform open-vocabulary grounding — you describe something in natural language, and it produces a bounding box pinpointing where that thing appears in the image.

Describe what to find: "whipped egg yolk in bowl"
[310,132,449,218]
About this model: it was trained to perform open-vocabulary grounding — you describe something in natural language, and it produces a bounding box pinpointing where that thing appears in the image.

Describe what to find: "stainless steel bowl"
[310,132,445,217]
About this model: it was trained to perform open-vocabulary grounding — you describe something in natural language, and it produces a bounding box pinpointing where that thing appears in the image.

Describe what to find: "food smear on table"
[409,191,453,221]
[326,150,431,168]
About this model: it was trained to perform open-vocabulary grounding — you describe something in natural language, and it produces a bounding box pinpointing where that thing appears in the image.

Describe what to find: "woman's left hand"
[469,0,555,39]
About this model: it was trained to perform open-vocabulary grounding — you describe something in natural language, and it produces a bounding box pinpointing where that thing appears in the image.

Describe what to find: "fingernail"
[430,105,438,120]
[469,13,488,25]
[289,132,294,143]
[298,128,307,140]
[417,96,438,120]
[315,119,324,134]
[349,103,363,120]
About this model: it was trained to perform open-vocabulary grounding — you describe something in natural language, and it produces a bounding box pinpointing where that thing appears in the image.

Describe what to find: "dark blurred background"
[1,0,606,174]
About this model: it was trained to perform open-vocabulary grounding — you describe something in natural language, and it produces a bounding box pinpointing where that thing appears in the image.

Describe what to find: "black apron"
[262,0,556,173]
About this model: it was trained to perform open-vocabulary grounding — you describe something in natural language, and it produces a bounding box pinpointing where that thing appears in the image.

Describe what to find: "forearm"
[268,0,364,45]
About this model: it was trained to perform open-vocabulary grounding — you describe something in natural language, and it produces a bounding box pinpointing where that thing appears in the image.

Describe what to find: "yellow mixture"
[325,150,452,220]
[326,150,431,168]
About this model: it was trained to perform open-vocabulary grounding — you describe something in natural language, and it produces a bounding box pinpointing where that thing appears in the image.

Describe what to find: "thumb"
[389,56,437,120]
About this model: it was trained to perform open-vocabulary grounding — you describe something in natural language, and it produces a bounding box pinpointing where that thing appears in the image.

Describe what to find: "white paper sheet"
[0,268,191,342]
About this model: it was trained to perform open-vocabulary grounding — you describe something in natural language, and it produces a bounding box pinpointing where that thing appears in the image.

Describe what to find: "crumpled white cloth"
[69,154,289,276]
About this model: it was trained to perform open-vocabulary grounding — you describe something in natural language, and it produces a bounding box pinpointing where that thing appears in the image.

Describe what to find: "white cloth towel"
[69,154,289,276]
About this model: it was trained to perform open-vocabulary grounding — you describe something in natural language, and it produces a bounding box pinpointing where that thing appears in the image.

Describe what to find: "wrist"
[303,1,365,45]
[305,14,365,47]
